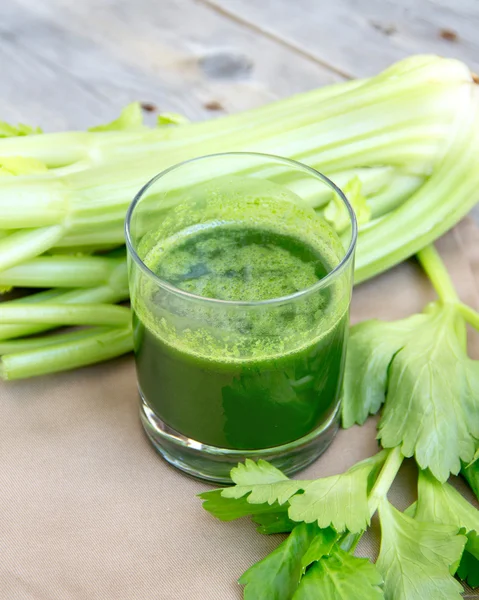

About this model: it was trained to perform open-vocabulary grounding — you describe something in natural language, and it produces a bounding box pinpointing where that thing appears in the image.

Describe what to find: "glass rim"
[124,151,358,307]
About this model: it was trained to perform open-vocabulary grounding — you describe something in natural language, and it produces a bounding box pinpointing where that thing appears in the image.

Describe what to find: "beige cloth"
[1,221,478,599]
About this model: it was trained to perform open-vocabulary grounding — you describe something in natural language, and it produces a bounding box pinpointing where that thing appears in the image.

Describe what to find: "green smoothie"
[132,193,349,450]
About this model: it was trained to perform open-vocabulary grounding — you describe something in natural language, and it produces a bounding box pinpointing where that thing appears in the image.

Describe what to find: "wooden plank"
[0,0,343,131]
[204,0,479,78]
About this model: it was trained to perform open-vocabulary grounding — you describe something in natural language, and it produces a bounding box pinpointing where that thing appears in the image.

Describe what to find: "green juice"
[132,194,349,451]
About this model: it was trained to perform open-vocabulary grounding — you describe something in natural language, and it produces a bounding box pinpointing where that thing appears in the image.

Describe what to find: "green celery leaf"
[231,458,289,486]
[198,489,283,521]
[252,510,296,535]
[416,469,479,586]
[342,313,422,427]
[416,470,479,536]
[0,156,48,176]
[344,176,371,226]
[456,532,479,587]
[157,112,190,126]
[239,522,318,600]
[288,453,386,533]
[221,459,309,505]
[324,176,371,234]
[462,459,479,501]
[88,103,144,131]
[377,498,466,600]
[379,303,479,481]
[300,527,338,571]
[0,121,42,137]
[344,302,479,481]
[293,548,384,600]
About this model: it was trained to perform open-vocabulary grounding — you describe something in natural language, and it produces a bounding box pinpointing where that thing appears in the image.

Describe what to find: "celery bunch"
[0,54,478,379]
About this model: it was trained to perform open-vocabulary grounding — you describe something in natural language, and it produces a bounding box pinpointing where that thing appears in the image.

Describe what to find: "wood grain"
[0,0,343,130]
[205,0,479,77]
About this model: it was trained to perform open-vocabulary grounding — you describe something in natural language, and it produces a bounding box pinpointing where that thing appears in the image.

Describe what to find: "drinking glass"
[125,152,357,482]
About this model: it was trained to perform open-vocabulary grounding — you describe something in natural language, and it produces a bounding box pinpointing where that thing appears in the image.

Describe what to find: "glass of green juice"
[125,153,357,482]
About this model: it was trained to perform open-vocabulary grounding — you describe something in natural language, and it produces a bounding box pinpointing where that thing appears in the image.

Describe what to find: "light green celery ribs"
[0,55,477,278]
[1,55,479,380]
[0,326,133,380]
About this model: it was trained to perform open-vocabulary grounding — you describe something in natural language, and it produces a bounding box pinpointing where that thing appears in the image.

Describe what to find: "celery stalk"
[366,175,425,218]
[355,88,479,282]
[0,303,131,326]
[0,58,470,235]
[0,80,363,167]
[0,256,127,289]
[0,55,478,379]
[0,225,65,271]
[0,326,133,379]
[0,283,129,340]
[0,178,67,228]
[0,327,110,354]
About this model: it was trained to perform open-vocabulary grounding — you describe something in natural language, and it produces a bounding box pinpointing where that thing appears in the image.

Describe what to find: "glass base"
[139,395,341,483]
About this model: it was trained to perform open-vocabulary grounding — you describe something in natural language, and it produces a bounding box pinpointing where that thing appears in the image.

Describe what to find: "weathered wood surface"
[204,0,479,78]
[0,0,342,130]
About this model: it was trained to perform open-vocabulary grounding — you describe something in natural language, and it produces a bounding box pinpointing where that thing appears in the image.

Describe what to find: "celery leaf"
[342,313,423,427]
[463,459,479,501]
[287,454,385,533]
[456,532,479,588]
[343,302,479,482]
[416,470,479,537]
[198,488,284,522]
[293,548,384,600]
[379,304,479,481]
[157,112,190,126]
[0,121,42,138]
[88,103,144,131]
[221,459,309,505]
[300,527,338,571]
[239,522,319,600]
[377,499,466,600]
[204,453,385,534]
[252,510,296,534]
[201,454,385,534]
[416,470,479,587]
[325,177,371,233]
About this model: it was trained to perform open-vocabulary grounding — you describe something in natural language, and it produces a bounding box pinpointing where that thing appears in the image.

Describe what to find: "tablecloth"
[1,221,478,599]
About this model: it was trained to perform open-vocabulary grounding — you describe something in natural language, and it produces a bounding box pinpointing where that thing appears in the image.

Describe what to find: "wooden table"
[1,0,478,130]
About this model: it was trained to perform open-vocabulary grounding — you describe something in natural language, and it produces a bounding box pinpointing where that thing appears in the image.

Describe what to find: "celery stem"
[0,327,110,354]
[457,302,479,332]
[0,326,133,380]
[0,285,129,341]
[367,447,404,517]
[0,303,131,326]
[340,447,403,553]
[0,256,126,289]
[416,244,459,303]
[0,225,65,271]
